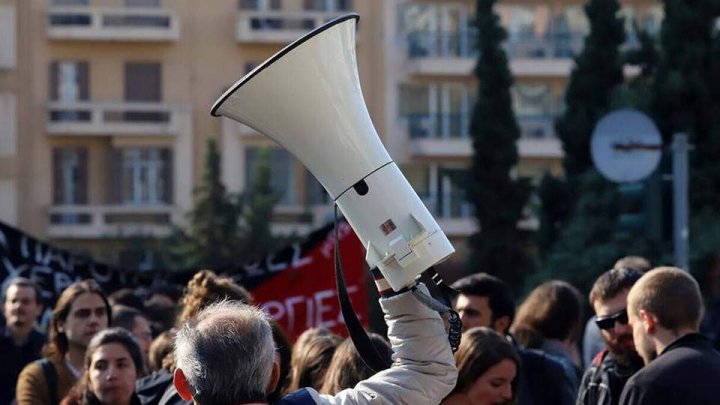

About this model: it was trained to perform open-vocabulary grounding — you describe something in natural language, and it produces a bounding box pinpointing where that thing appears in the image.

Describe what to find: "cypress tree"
[463,0,533,290]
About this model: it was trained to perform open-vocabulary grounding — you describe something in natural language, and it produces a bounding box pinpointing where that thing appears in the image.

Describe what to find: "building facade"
[0,0,662,268]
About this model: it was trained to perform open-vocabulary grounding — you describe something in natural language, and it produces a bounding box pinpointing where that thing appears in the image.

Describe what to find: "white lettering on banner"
[261,285,360,332]
[0,228,7,251]
[2,256,24,278]
[90,263,112,283]
[53,271,75,295]
[291,243,312,268]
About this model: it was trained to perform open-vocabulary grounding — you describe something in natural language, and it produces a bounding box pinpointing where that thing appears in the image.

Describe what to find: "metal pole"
[672,133,689,271]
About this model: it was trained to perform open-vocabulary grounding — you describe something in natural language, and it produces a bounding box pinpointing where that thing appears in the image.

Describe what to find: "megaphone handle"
[334,204,393,373]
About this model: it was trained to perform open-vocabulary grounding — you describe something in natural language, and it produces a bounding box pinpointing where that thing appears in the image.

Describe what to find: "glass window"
[120,148,170,204]
[399,83,471,139]
[125,0,160,7]
[245,148,296,205]
[53,147,87,205]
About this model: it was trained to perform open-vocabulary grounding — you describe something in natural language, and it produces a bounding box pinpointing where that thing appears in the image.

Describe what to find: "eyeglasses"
[595,308,629,330]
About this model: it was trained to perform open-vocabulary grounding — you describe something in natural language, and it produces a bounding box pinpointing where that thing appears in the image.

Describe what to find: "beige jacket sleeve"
[313,283,458,405]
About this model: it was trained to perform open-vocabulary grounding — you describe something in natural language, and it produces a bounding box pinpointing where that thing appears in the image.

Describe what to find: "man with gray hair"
[173,280,457,404]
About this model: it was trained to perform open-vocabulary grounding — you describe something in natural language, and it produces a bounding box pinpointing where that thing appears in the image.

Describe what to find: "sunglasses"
[595,308,629,330]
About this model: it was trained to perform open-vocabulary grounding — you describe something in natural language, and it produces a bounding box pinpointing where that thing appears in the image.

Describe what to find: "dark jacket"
[577,350,643,405]
[518,348,577,405]
[0,328,46,405]
[619,333,720,405]
[135,371,190,405]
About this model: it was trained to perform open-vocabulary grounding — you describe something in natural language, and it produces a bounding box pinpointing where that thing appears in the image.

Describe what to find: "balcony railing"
[407,30,477,59]
[47,204,175,238]
[406,112,472,139]
[47,101,188,136]
[506,31,584,59]
[420,192,474,219]
[236,10,346,43]
[47,6,180,41]
[407,29,585,60]
[517,114,555,139]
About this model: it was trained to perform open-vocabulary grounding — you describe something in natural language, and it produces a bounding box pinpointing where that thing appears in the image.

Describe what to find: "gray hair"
[174,300,275,404]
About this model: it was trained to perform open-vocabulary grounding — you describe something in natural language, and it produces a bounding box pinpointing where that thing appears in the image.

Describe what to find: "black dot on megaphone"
[352,179,369,196]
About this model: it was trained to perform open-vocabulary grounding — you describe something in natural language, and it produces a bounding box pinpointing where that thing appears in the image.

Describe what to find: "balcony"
[405,29,584,77]
[406,113,471,157]
[236,10,346,43]
[405,113,560,159]
[47,6,180,42]
[47,204,175,238]
[46,101,188,136]
[420,193,475,237]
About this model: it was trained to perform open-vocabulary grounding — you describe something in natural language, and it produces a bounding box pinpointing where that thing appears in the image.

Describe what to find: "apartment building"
[0,0,661,268]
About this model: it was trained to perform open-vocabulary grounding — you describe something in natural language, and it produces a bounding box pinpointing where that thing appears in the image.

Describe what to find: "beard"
[606,332,642,366]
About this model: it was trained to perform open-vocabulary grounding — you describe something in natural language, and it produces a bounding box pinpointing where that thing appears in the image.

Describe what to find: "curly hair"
[177,270,254,324]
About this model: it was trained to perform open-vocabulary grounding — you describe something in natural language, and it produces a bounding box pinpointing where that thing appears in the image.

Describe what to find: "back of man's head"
[589,267,643,306]
[175,300,275,404]
[451,273,515,324]
[614,256,652,273]
[628,267,703,332]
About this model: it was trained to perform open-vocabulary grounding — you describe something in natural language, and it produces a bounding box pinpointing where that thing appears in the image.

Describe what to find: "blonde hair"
[628,267,703,331]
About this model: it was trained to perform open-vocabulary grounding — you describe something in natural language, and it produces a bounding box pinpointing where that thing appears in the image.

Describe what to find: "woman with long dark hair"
[61,328,144,405]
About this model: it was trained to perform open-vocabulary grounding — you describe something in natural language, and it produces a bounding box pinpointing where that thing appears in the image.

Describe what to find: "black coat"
[619,333,720,405]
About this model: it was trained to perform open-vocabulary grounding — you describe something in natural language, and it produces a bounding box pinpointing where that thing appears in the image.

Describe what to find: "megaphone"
[211,14,454,291]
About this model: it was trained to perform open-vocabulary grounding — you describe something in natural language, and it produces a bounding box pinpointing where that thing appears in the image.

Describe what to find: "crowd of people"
[1,256,719,404]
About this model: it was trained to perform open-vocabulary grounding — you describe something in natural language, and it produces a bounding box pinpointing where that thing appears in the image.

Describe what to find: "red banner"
[249,220,368,341]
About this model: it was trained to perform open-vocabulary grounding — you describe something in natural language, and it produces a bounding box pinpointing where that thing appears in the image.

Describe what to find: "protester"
[134,270,257,405]
[319,333,392,395]
[511,280,584,386]
[288,328,341,393]
[619,267,720,404]
[112,307,154,370]
[173,277,457,404]
[452,273,576,405]
[109,290,146,313]
[442,327,519,405]
[583,257,652,367]
[147,329,176,373]
[16,279,111,405]
[60,328,144,405]
[577,268,644,405]
[1,277,46,405]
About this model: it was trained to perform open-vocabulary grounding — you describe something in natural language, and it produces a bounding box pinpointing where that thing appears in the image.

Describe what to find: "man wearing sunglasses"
[578,268,644,405]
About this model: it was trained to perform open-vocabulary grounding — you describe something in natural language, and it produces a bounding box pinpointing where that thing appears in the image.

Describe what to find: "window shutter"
[161,148,173,204]
[108,148,123,204]
[52,148,63,204]
[76,148,88,204]
[49,61,59,101]
[77,62,89,101]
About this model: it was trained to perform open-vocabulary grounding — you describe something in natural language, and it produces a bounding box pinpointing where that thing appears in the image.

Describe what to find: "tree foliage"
[168,139,278,271]
[463,0,533,291]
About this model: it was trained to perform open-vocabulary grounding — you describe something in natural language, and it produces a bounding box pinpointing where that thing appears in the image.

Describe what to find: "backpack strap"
[38,358,59,405]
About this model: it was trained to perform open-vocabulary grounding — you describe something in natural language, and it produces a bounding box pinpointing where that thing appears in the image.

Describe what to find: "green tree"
[651,0,720,276]
[243,148,279,258]
[169,138,246,271]
[463,0,533,291]
[555,0,626,178]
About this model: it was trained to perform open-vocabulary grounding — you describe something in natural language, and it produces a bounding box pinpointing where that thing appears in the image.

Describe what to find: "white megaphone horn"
[211,14,454,291]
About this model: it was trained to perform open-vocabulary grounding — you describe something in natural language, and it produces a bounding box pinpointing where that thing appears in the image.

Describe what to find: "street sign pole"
[672,133,689,271]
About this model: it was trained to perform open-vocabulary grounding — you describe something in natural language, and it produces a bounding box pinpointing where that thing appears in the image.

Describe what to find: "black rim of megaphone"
[210,13,360,117]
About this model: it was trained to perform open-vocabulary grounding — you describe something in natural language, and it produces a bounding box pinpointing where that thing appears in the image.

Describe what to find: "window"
[399,3,472,58]
[53,147,88,205]
[399,83,472,139]
[110,148,172,205]
[52,0,90,5]
[245,148,296,205]
[403,165,471,219]
[303,0,351,11]
[125,62,161,102]
[49,61,89,101]
[513,83,555,138]
[125,0,160,7]
[0,6,16,70]
[239,0,281,10]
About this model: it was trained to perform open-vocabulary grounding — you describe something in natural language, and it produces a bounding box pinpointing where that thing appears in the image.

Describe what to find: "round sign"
[590,109,663,183]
